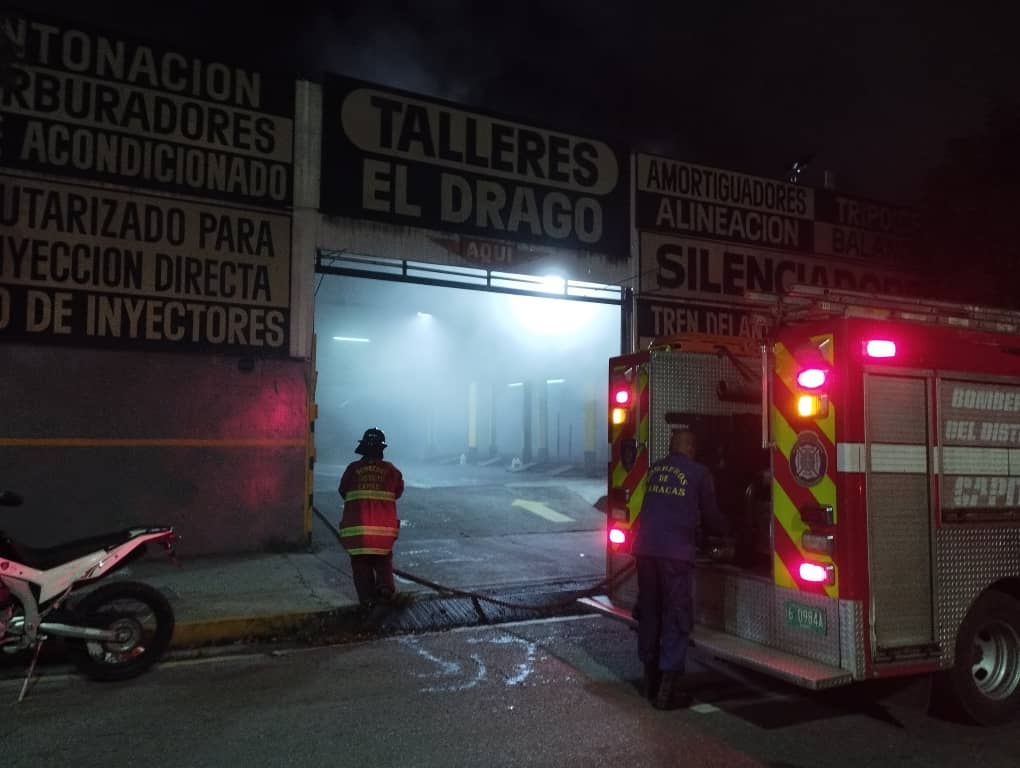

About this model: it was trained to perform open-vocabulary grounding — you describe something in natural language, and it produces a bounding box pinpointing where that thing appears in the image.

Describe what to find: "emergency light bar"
[864,339,897,358]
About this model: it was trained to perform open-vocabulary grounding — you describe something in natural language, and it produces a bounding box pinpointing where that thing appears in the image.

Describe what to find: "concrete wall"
[0,345,307,555]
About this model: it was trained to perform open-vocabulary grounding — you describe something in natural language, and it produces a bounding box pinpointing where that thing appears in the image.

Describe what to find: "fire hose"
[313,508,636,617]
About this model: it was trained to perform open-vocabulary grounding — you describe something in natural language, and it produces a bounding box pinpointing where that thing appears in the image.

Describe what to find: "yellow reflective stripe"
[773,550,794,589]
[772,477,802,590]
[637,368,649,444]
[339,525,398,537]
[345,547,392,555]
[772,404,840,599]
[344,490,396,502]
[812,333,835,365]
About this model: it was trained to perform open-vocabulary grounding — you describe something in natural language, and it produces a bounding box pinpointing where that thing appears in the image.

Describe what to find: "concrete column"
[289,81,321,360]
[425,405,437,460]
[537,380,548,463]
[488,382,498,458]
[584,382,597,471]
[521,381,533,464]
[467,381,478,462]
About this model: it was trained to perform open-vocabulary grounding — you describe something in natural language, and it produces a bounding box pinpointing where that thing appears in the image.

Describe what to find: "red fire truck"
[585,285,1020,725]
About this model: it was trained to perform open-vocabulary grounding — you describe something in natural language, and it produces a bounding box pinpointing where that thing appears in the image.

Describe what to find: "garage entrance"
[312,250,623,595]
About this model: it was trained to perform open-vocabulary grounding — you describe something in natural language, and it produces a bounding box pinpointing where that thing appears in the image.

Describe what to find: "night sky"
[19,1,1020,205]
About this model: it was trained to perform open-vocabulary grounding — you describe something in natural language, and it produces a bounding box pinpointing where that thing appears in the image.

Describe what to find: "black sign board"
[0,14,295,207]
[320,75,627,256]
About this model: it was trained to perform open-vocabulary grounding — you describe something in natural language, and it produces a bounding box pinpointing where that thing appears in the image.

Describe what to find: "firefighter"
[633,428,727,710]
[338,428,405,609]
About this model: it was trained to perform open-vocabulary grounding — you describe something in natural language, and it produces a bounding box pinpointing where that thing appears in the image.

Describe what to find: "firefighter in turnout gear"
[338,428,405,608]
[633,428,727,710]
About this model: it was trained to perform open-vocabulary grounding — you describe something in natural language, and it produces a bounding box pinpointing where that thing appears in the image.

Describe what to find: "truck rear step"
[578,596,852,690]
[691,626,853,690]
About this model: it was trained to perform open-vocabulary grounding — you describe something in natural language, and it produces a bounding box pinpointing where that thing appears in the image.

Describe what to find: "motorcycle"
[0,489,178,701]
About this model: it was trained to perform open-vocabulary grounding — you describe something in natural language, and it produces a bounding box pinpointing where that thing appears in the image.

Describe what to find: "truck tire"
[942,590,1020,725]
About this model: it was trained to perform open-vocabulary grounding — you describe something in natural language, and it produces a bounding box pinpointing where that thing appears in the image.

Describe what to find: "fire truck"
[584,285,1020,725]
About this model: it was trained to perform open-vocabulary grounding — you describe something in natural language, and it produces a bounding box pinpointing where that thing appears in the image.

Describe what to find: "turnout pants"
[350,553,395,606]
[636,556,694,673]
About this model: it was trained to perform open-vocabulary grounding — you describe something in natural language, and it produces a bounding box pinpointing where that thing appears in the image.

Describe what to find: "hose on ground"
[313,507,635,615]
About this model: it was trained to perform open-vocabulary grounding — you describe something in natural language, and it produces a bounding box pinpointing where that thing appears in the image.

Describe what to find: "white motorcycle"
[0,490,178,701]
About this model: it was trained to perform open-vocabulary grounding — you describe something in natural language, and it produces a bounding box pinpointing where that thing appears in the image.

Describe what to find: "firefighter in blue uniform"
[633,428,727,710]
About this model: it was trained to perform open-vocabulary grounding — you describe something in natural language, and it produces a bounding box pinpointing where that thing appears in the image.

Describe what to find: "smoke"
[292,4,502,103]
[314,275,619,470]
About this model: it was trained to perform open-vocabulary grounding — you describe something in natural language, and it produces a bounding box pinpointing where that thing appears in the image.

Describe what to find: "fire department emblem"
[790,432,827,487]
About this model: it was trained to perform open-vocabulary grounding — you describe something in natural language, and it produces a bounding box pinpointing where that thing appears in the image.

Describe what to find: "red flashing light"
[865,339,896,359]
[798,562,831,584]
[609,528,627,545]
[796,368,827,390]
[613,389,631,406]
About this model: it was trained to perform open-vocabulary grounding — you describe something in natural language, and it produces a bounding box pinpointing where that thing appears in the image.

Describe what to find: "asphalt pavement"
[6,615,1018,768]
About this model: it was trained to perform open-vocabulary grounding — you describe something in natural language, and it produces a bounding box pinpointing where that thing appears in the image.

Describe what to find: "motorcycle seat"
[0,526,171,571]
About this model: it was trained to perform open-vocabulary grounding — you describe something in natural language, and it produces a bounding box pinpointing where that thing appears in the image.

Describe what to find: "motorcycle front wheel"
[67,581,175,682]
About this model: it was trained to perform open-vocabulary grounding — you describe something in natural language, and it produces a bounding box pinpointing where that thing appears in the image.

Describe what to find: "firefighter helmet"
[355,427,387,455]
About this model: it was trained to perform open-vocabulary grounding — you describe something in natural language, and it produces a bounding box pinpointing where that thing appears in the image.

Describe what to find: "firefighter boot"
[653,672,692,711]
[643,662,661,701]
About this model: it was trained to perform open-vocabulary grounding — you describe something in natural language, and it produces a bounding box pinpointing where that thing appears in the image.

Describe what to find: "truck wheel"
[943,590,1020,725]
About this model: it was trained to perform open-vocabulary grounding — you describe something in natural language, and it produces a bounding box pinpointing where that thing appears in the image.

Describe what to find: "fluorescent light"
[333,336,370,343]
[508,382,524,388]
[546,378,566,384]
[417,312,433,319]
[540,274,566,294]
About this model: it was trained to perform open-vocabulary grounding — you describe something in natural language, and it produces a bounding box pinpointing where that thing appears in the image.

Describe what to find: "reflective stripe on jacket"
[338,458,404,555]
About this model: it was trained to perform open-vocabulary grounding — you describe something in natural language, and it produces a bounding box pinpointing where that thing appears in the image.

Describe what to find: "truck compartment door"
[865,373,936,655]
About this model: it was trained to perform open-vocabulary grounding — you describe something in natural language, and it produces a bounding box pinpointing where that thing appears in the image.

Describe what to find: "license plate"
[785,601,827,635]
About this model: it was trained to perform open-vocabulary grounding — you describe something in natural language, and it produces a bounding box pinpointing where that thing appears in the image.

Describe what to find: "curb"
[170,608,342,649]
[2,589,594,681]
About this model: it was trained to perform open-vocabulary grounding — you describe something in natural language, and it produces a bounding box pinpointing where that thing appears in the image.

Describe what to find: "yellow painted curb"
[170,610,337,649]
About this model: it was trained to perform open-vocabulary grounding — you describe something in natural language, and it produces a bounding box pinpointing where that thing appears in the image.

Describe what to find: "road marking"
[470,634,538,686]
[400,636,488,693]
[512,498,574,523]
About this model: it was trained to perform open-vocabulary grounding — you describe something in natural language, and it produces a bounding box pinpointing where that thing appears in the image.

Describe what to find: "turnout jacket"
[338,458,405,556]
[632,452,725,561]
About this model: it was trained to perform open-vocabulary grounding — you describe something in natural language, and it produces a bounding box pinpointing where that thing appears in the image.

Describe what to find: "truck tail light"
[864,339,896,358]
[796,368,827,389]
[802,532,835,556]
[799,503,835,526]
[611,407,627,425]
[608,526,632,554]
[798,561,835,585]
[613,388,630,406]
[797,394,822,417]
